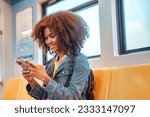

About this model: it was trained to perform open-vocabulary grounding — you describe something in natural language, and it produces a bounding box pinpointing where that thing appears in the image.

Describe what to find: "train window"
[75,5,100,58]
[42,0,100,62]
[46,0,93,14]
[116,0,150,54]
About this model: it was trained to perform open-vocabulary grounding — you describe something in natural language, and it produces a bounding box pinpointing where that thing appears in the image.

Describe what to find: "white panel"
[0,1,3,82]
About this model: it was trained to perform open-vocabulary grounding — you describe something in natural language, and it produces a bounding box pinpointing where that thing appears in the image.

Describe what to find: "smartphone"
[16,59,30,68]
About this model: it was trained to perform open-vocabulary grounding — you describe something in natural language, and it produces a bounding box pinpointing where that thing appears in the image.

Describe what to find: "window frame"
[116,0,150,55]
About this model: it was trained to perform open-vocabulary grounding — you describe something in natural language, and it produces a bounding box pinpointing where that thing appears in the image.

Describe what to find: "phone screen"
[16,59,29,68]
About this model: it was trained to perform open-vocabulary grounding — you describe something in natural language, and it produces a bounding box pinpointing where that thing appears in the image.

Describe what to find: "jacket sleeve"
[26,82,47,100]
[25,58,54,100]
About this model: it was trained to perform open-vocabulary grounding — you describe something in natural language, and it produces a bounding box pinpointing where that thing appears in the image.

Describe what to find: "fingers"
[22,64,45,79]
[22,69,32,78]
[22,69,35,83]
[25,61,36,68]
[37,65,44,69]
[22,69,31,74]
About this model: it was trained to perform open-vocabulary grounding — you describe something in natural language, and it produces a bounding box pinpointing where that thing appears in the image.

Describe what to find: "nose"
[45,38,52,45]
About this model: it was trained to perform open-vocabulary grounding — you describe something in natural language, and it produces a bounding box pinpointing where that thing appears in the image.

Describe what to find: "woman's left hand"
[25,61,51,85]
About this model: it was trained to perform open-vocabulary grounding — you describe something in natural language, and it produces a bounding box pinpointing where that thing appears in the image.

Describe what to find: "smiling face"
[44,27,62,53]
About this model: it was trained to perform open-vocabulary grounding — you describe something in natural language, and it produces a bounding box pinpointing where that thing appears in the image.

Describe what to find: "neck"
[57,51,66,61]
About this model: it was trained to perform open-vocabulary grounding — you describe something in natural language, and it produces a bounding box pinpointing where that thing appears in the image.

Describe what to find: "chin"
[51,49,57,53]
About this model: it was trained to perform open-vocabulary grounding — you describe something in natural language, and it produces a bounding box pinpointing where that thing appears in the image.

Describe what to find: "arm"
[25,54,90,100]
[22,62,49,100]
[26,82,48,100]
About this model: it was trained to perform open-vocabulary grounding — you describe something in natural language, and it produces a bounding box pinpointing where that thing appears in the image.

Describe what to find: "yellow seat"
[93,68,112,100]
[2,64,150,100]
[2,77,34,100]
[108,65,150,100]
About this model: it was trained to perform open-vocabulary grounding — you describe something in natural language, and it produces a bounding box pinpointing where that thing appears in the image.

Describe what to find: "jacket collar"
[52,52,78,78]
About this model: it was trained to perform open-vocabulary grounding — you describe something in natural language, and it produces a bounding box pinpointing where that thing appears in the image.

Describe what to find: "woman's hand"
[24,61,51,85]
[22,68,35,87]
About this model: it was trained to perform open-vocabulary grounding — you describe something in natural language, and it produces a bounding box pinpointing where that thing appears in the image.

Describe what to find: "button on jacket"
[26,52,90,100]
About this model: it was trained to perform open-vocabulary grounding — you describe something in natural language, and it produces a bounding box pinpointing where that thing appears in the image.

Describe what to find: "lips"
[50,46,55,50]
[47,44,57,51]
[50,45,55,48]
[47,44,54,48]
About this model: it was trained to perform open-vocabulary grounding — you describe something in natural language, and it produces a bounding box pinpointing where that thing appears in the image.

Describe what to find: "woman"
[22,11,90,100]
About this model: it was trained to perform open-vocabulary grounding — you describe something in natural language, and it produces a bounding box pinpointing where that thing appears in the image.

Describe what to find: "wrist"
[28,78,36,87]
[43,75,51,85]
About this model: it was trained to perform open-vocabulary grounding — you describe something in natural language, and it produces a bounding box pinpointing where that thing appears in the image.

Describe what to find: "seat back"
[108,65,150,99]
[93,68,112,100]
[2,77,34,100]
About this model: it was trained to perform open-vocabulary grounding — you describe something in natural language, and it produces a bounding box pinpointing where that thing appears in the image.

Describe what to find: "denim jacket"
[26,52,90,100]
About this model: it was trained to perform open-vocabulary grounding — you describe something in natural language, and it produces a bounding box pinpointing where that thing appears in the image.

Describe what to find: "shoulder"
[68,52,88,64]
[75,53,88,63]
[72,53,90,78]
[72,53,90,69]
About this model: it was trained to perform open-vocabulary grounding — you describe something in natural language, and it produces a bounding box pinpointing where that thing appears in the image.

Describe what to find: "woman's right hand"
[22,68,35,87]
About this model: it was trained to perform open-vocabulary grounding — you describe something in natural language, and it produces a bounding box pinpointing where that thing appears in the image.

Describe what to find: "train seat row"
[94,64,150,100]
[1,64,150,100]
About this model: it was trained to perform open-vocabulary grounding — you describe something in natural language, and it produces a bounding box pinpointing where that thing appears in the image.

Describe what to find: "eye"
[48,33,56,38]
